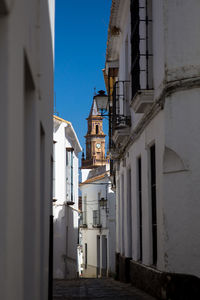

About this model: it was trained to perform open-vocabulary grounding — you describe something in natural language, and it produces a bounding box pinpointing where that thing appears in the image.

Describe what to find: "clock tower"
[81,97,107,169]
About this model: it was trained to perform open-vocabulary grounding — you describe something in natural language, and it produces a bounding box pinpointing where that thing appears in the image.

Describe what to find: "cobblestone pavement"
[53,278,157,300]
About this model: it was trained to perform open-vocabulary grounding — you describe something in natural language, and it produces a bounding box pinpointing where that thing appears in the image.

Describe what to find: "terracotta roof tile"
[79,172,108,186]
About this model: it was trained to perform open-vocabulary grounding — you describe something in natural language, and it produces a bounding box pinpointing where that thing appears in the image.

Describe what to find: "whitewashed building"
[0,1,54,299]
[80,165,116,278]
[80,99,116,278]
[103,0,200,298]
[53,115,82,279]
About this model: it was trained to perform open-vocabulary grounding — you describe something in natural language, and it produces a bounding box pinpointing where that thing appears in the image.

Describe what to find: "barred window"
[131,0,153,99]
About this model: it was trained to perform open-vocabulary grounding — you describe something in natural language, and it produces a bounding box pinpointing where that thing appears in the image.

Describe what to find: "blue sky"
[54,0,112,153]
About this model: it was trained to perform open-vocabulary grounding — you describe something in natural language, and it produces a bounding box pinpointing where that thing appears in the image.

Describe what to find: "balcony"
[111,81,131,148]
[131,89,154,113]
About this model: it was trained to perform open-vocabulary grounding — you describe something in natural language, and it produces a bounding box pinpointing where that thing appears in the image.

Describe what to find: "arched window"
[96,124,99,134]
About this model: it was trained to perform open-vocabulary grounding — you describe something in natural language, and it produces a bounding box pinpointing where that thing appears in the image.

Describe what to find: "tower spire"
[89,98,100,117]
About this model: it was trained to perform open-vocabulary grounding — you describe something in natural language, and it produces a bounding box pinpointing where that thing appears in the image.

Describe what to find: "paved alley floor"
[53,278,157,300]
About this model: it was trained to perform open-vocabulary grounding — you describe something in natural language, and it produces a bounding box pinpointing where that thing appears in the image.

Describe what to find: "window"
[150,144,157,265]
[86,142,91,159]
[70,151,73,201]
[137,157,142,261]
[80,212,83,226]
[98,192,101,201]
[80,211,87,226]
[96,124,99,134]
[127,169,132,258]
[66,148,73,202]
[83,196,87,224]
[131,0,140,97]
[53,142,56,198]
[93,210,100,225]
[131,0,153,98]
[66,149,69,166]
[85,243,87,269]
[121,174,125,255]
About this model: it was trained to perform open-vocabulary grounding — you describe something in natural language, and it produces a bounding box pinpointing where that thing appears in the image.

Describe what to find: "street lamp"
[94,90,109,116]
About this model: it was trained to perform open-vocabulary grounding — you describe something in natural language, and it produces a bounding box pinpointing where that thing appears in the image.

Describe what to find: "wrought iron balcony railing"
[112,80,131,129]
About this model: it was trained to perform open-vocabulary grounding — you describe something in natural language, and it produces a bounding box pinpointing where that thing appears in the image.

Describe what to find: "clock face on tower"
[96,143,101,149]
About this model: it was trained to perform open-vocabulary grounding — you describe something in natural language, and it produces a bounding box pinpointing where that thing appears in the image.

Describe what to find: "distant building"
[81,98,107,169]
[104,0,200,298]
[53,115,82,279]
[80,98,116,278]
[0,1,55,299]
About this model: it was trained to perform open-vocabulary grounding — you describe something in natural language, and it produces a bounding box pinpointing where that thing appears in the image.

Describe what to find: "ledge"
[129,260,200,299]
[92,224,102,228]
[80,224,87,228]
[67,201,75,205]
[131,90,154,113]
[112,126,131,149]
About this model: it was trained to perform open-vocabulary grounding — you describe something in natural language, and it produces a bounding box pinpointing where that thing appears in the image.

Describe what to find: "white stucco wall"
[48,0,55,57]
[53,118,82,279]
[80,167,116,277]
[108,0,200,279]
[0,1,55,299]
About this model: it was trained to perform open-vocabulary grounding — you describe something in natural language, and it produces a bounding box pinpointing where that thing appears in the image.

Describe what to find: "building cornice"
[106,0,121,62]
[85,134,106,139]
[53,114,71,125]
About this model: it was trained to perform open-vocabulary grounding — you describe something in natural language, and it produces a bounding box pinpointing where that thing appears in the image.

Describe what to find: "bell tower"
[81,97,107,169]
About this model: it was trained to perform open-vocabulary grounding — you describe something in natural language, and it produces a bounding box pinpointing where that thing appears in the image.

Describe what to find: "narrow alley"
[53,278,156,300]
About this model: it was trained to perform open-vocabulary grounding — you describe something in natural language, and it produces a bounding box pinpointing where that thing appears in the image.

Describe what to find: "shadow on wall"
[53,204,79,279]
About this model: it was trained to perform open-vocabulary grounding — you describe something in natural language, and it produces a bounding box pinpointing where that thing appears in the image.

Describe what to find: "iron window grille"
[131,0,153,99]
